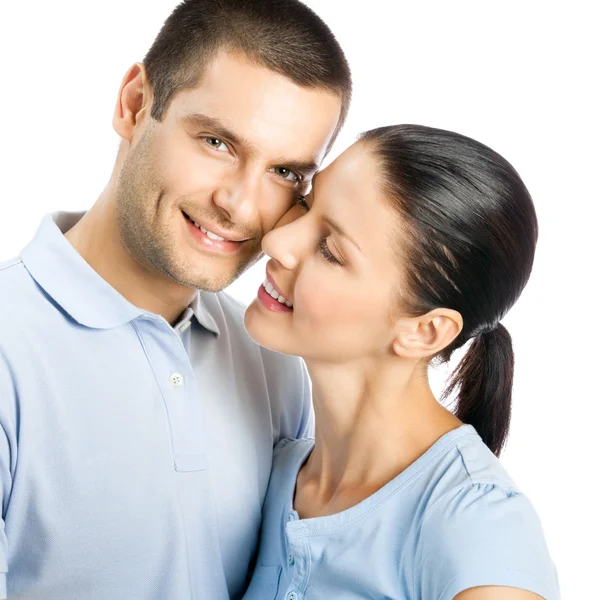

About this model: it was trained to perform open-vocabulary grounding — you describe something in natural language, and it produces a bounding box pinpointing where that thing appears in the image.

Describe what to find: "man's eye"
[202,137,229,152]
[271,167,300,183]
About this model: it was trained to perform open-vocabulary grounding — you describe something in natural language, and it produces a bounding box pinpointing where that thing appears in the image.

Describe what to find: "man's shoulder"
[209,289,247,322]
[0,256,25,281]
[0,257,38,320]
[0,256,22,271]
[0,258,36,386]
[202,290,305,371]
[201,290,312,439]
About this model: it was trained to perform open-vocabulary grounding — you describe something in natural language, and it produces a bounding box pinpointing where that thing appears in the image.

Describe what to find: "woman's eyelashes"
[295,196,343,266]
[319,238,342,265]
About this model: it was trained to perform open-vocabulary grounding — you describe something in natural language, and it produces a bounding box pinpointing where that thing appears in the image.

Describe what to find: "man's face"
[115,50,342,292]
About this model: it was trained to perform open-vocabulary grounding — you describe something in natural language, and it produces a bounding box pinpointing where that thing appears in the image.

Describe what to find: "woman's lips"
[257,283,293,313]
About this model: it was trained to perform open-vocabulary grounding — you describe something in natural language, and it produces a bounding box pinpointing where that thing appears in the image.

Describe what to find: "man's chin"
[170,264,246,293]
[163,245,262,292]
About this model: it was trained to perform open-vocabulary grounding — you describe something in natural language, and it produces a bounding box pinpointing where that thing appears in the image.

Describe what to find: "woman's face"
[244,141,409,363]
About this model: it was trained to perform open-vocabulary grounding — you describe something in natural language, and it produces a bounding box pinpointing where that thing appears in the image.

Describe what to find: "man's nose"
[212,168,261,224]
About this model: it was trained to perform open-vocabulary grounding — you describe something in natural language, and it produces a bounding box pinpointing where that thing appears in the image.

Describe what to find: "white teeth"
[198,225,226,242]
[262,280,293,308]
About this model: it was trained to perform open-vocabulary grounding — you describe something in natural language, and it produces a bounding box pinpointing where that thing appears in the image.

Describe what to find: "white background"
[1,1,598,596]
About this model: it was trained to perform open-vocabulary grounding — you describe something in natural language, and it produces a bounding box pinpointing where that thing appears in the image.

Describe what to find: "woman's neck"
[295,356,462,519]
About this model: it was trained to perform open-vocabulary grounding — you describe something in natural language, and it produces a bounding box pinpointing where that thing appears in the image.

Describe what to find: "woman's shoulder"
[412,431,559,600]
[421,431,545,550]
[411,426,521,511]
[453,429,518,490]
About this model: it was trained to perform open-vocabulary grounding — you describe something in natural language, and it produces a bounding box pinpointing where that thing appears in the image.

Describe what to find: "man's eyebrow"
[277,160,320,177]
[323,216,362,253]
[183,112,320,176]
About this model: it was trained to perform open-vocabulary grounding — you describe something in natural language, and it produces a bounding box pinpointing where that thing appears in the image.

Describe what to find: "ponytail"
[360,126,537,455]
[443,324,514,457]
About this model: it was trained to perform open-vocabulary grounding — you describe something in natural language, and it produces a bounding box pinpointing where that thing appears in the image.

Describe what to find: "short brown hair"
[144,0,352,141]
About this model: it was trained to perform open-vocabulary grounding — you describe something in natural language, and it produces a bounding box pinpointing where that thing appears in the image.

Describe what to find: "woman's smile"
[257,273,294,313]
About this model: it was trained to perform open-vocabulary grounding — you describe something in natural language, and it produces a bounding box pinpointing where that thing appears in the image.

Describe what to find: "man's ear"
[113,63,152,142]
[392,308,463,359]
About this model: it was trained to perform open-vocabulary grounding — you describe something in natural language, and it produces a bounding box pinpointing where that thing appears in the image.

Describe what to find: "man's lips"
[182,210,251,243]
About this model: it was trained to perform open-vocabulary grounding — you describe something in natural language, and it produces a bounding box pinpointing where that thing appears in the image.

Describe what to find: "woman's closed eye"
[319,238,343,265]
[295,196,343,266]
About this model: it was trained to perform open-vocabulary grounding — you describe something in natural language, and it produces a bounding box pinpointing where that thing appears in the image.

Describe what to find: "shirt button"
[287,593,298,600]
[178,320,191,333]
[288,553,295,566]
[169,373,184,387]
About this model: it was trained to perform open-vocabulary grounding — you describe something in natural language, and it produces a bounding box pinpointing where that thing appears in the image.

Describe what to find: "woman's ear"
[113,62,152,141]
[392,308,463,359]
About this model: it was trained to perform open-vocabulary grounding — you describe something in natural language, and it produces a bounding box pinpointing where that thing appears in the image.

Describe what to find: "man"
[0,0,351,598]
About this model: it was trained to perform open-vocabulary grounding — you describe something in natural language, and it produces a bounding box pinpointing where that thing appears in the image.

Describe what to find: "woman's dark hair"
[143,0,352,143]
[360,125,538,456]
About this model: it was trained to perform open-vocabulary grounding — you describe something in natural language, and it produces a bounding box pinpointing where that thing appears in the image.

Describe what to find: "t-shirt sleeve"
[413,483,560,600]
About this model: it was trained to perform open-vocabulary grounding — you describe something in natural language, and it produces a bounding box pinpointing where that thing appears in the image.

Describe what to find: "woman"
[242,125,559,600]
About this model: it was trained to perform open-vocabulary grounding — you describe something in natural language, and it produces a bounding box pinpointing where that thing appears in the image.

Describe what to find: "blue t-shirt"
[243,425,559,600]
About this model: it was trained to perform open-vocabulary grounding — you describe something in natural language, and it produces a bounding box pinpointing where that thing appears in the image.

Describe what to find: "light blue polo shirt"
[0,212,313,600]
[243,425,560,600]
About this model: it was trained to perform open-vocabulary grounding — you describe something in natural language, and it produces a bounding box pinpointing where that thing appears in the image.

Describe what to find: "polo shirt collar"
[190,293,220,336]
[20,211,220,335]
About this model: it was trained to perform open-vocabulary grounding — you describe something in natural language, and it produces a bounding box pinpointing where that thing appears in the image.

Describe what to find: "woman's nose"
[261,205,307,270]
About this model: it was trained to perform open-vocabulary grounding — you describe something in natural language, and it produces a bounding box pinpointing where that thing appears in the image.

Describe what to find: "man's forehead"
[168,51,342,158]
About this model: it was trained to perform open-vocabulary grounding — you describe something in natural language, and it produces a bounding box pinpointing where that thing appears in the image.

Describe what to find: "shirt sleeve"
[413,483,560,600]
[295,359,314,440]
[262,346,314,444]
[0,356,15,599]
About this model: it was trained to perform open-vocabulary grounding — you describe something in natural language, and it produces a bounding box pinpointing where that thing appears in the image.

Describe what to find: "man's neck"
[64,197,196,326]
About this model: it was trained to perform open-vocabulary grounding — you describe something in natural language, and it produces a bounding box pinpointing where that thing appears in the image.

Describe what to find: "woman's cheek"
[295,277,346,325]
